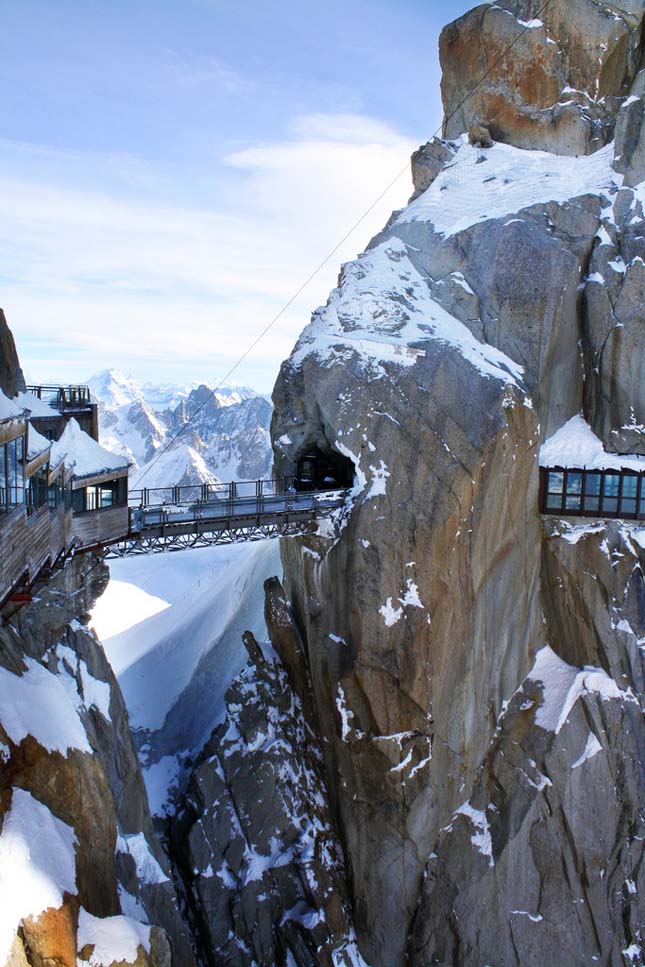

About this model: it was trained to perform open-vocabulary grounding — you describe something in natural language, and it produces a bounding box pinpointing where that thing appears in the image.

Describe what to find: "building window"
[620,475,638,516]
[564,471,583,512]
[545,471,564,512]
[582,473,601,514]
[27,467,49,513]
[542,467,645,519]
[0,434,25,510]
[71,477,127,513]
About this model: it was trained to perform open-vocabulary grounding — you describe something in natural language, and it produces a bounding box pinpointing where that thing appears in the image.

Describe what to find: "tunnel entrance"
[295,448,355,492]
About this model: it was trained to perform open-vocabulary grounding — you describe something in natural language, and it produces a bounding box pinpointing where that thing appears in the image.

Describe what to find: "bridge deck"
[104,487,349,557]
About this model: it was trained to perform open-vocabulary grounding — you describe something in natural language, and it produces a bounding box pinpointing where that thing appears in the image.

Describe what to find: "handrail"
[128,476,302,508]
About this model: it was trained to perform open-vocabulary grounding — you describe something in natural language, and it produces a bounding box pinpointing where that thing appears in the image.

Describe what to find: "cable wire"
[133,0,554,487]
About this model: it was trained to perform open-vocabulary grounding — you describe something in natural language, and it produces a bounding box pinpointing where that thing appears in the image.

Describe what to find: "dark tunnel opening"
[295,446,356,492]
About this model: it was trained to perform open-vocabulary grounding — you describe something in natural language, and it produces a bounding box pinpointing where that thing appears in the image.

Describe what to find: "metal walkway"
[104,479,349,558]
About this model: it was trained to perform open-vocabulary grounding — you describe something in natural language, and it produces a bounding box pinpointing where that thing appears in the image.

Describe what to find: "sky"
[0,0,474,392]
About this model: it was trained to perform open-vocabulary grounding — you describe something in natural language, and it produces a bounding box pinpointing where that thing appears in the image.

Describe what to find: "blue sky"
[0,0,473,391]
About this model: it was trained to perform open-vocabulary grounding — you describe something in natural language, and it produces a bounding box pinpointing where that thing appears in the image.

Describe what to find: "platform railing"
[25,385,93,411]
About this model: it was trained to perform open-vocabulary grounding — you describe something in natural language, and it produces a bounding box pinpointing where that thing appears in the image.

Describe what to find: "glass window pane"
[583,497,600,513]
[547,472,564,494]
[639,497,645,519]
[546,494,562,511]
[566,472,583,495]
[584,474,601,496]
[622,476,638,498]
[604,474,620,497]
[601,497,618,513]
[565,495,582,511]
[621,498,637,515]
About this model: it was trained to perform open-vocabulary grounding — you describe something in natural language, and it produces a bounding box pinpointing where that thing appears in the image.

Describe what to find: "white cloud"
[0,113,415,389]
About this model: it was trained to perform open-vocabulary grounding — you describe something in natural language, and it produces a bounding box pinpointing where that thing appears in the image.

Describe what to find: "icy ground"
[91,540,281,815]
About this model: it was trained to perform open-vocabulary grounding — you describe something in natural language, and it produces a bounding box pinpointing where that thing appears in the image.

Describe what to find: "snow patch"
[528,645,638,734]
[0,658,91,755]
[290,237,524,388]
[572,733,602,769]
[76,907,151,964]
[0,789,77,964]
[116,831,169,886]
[455,801,494,867]
[379,579,428,627]
[51,417,128,478]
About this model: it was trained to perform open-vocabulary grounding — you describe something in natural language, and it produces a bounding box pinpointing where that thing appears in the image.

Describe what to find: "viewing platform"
[538,415,645,521]
[21,384,99,442]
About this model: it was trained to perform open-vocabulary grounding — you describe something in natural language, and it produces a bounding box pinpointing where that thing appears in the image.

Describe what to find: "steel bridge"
[103,478,349,558]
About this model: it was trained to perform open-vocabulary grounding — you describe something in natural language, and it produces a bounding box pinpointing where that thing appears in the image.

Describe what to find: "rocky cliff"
[0,553,197,967]
[268,1,645,964]
[0,308,25,398]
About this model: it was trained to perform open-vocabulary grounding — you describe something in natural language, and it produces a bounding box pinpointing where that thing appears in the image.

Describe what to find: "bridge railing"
[129,476,299,509]
[127,485,348,535]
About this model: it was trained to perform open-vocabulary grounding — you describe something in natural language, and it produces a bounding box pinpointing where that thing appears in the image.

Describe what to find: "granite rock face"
[267,3,645,964]
[441,1,645,155]
[409,520,645,965]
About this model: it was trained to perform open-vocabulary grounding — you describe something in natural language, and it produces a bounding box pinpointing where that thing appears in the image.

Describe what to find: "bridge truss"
[104,494,346,558]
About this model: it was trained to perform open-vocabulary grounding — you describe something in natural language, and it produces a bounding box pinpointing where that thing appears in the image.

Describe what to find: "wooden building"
[51,418,130,550]
[0,391,73,609]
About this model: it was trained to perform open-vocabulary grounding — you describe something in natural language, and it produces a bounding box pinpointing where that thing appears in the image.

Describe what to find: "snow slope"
[398,137,618,237]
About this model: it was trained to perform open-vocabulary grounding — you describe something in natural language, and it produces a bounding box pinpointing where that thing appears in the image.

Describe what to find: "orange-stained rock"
[440,2,645,155]
[20,895,78,967]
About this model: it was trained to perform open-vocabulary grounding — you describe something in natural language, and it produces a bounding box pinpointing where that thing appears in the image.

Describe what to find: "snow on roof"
[398,137,618,238]
[14,391,58,418]
[290,237,525,387]
[0,788,78,965]
[50,417,128,479]
[26,422,51,460]
[0,388,24,423]
[540,415,645,472]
